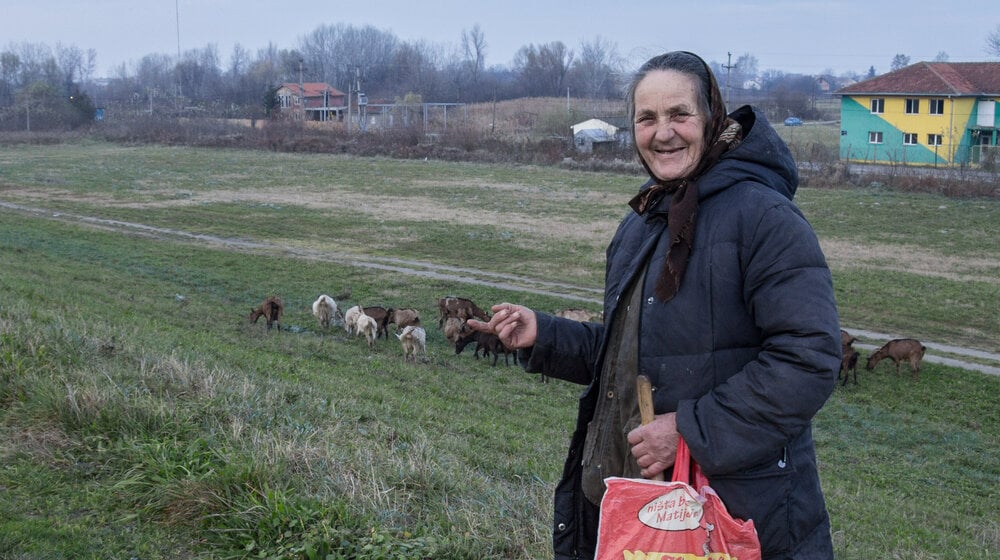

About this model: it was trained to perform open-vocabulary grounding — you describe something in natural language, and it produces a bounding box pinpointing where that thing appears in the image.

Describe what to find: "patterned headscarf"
[627,52,743,302]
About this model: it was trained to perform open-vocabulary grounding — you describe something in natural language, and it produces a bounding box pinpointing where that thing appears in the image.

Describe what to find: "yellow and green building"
[836,62,1000,167]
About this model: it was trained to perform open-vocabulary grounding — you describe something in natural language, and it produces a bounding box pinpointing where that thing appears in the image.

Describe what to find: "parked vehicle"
[783,116,803,126]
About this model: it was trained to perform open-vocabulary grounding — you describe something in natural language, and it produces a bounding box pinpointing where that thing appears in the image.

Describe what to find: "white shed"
[571,118,624,154]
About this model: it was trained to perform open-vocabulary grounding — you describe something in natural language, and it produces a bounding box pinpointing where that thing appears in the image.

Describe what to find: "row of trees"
[7,21,989,132]
[0,23,631,130]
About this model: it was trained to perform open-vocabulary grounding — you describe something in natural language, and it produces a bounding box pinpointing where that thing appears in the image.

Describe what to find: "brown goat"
[249,296,284,330]
[840,329,859,386]
[362,306,391,339]
[455,330,513,367]
[866,338,926,378]
[388,308,421,331]
[437,296,489,327]
[840,347,860,386]
[840,329,856,347]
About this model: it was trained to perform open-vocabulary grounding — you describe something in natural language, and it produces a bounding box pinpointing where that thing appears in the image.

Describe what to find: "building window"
[903,133,918,145]
[870,98,885,114]
[929,99,944,115]
[279,95,291,108]
[905,98,920,114]
[927,134,943,146]
[869,131,883,144]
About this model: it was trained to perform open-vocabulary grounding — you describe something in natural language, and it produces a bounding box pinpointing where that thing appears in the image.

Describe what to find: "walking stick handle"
[636,374,665,481]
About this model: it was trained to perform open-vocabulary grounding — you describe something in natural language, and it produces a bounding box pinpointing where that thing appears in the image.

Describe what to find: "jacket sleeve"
[676,200,841,475]
[519,311,605,386]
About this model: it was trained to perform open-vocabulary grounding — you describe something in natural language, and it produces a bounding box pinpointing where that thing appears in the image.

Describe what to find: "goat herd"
[249,294,543,368]
[251,295,926,385]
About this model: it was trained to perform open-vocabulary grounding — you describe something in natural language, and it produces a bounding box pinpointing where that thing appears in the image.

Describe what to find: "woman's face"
[633,69,707,182]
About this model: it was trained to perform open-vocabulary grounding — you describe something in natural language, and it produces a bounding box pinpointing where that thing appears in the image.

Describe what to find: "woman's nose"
[653,119,675,140]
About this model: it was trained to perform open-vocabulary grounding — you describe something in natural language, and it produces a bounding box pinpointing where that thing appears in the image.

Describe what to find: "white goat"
[343,305,362,335]
[396,325,427,362]
[355,307,378,348]
[312,294,339,329]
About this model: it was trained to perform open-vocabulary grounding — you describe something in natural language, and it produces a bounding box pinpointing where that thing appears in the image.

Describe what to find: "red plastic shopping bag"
[595,437,761,560]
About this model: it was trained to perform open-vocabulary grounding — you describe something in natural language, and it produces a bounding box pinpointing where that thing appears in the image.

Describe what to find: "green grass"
[1,141,998,558]
[774,120,842,162]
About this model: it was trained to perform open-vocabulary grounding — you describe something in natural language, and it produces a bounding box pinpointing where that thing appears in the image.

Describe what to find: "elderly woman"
[469,51,840,559]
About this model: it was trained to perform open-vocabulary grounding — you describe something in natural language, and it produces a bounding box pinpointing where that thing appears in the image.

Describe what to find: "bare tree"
[223,43,256,107]
[933,51,949,62]
[299,23,398,98]
[734,53,759,87]
[567,36,624,99]
[393,39,445,99]
[461,24,487,85]
[987,24,1000,57]
[890,54,910,72]
[512,41,574,97]
[11,43,58,89]
[176,44,222,103]
[0,50,21,106]
[55,43,86,95]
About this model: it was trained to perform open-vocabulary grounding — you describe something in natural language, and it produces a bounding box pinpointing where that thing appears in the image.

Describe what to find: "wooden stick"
[636,374,665,481]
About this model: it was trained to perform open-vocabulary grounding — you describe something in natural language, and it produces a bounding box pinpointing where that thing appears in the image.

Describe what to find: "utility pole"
[723,52,734,110]
[298,59,304,121]
[175,0,181,61]
[175,0,182,102]
[356,66,364,131]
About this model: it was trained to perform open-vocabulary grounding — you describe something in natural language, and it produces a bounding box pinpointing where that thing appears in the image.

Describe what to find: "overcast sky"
[2,0,997,78]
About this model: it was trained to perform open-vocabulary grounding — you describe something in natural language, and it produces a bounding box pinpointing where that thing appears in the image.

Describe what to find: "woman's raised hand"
[466,303,538,349]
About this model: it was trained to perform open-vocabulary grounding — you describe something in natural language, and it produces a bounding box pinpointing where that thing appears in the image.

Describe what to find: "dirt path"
[4,200,998,376]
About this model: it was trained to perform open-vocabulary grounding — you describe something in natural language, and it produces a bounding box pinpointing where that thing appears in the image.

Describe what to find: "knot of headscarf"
[627,58,743,302]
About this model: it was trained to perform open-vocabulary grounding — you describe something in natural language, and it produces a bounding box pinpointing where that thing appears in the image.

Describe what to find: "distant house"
[275,82,347,122]
[571,117,629,154]
[836,62,1000,166]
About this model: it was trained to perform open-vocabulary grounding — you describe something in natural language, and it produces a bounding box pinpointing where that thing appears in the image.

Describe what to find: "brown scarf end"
[654,277,680,302]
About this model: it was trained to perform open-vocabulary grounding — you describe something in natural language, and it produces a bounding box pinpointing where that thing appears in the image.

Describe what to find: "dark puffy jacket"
[521,106,840,559]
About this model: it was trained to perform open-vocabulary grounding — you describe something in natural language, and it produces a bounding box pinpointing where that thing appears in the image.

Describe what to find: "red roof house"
[275,82,346,121]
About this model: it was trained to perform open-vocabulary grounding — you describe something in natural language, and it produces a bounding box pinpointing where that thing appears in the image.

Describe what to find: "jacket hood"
[700,105,798,201]
[640,105,798,212]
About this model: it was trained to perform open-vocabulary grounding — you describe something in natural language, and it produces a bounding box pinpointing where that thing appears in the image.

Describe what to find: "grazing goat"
[388,307,421,331]
[840,329,857,347]
[396,325,427,362]
[438,296,489,327]
[554,308,603,323]
[442,316,470,345]
[840,347,860,386]
[363,306,391,339]
[866,338,926,378]
[249,296,283,330]
[311,294,340,329]
[343,305,362,335]
[355,307,379,349]
[839,329,859,386]
[455,330,512,367]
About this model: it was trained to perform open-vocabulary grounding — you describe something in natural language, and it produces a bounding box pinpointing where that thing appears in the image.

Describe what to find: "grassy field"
[1,141,997,559]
